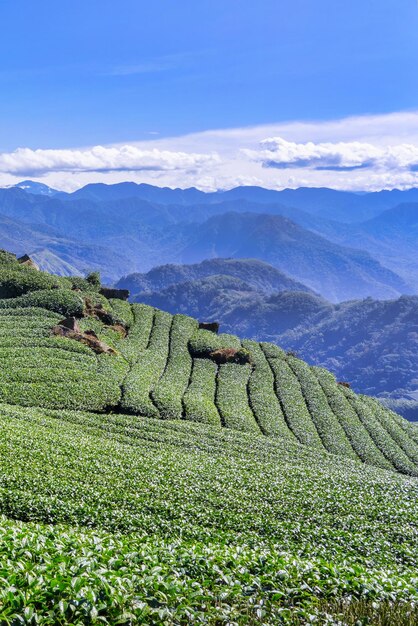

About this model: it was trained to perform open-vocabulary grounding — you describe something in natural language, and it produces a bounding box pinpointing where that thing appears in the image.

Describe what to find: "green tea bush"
[216,362,259,432]
[0,249,19,266]
[262,347,325,450]
[183,358,220,425]
[0,335,93,354]
[86,271,101,288]
[121,309,172,416]
[0,353,96,372]
[0,404,418,624]
[363,396,418,465]
[315,367,392,470]
[260,342,286,359]
[59,275,94,292]
[0,268,62,298]
[0,379,118,411]
[287,356,357,459]
[189,329,241,357]
[153,314,197,419]
[109,298,134,327]
[242,340,296,439]
[118,303,154,364]
[0,306,62,319]
[78,317,124,352]
[0,310,125,412]
[377,400,418,446]
[342,387,418,476]
[0,289,84,317]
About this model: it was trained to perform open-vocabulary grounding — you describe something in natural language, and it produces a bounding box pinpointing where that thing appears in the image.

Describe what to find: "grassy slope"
[0,252,418,624]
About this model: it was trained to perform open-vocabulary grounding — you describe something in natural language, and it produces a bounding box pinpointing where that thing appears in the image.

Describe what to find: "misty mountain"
[116,258,315,296]
[68,181,418,223]
[14,180,62,197]
[0,182,415,300]
[177,212,411,301]
[134,277,331,338]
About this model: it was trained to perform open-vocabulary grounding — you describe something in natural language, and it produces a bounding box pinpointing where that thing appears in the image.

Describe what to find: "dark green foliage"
[183,358,220,424]
[86,270,101,288]
[189,329,241,357]
[0,289,85,317]
[215,362,259,432]
[0,268,63,298]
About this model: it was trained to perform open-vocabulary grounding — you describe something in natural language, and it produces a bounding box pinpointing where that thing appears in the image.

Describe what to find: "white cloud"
[2,110,418,192]
[0,145,218,177]
[243,137,418,172]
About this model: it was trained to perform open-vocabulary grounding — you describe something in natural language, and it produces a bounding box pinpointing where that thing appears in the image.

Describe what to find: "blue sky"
[1,0,418,190]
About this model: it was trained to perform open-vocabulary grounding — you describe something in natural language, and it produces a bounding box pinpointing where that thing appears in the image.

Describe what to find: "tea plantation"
[0,250,418,625]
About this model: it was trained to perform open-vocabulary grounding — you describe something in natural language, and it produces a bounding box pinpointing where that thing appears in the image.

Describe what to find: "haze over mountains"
[0,180,417,300]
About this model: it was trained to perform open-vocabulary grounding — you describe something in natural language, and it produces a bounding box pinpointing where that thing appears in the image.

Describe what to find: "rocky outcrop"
[84,298,115,325]
[17,254,39,270]
[52,319,116,355]
[58,317,81,332]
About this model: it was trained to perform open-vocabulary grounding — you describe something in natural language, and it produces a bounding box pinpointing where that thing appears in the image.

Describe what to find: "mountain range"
[0,181,417,301]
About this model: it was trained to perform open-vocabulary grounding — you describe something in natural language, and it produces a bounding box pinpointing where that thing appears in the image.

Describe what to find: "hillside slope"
[130,276,418,402]
[0,249,417,476]
[1,249,418,623]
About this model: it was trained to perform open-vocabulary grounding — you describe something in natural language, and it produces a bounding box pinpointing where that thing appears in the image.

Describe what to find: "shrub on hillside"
[86,271,101,289]
[189,329,241,357]
[0,289,84,317]
[0,269,62,298]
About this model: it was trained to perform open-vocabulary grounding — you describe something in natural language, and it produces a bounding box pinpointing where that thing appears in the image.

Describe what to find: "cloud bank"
[2,110,418,191]
[0,145,218,177]
[244,137,418,172]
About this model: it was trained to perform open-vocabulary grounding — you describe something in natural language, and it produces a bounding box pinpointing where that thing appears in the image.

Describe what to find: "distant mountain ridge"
[13,180,62,197]
[116,258,316,296]
[0,181,416,300]
[67,181,418,223]
[177,212,411,301]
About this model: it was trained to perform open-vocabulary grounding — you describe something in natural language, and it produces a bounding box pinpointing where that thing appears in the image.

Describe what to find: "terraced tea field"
[0,250,418,624]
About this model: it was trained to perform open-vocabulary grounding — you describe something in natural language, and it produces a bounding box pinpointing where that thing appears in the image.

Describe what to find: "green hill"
[0,249,418,624]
